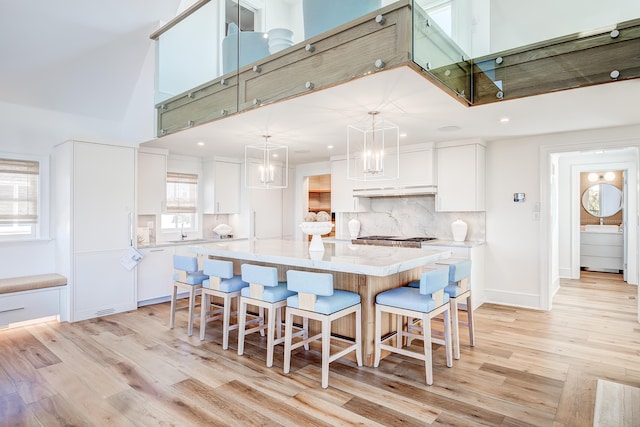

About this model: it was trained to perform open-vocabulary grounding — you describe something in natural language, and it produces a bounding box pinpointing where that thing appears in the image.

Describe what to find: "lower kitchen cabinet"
[137,247,175,305]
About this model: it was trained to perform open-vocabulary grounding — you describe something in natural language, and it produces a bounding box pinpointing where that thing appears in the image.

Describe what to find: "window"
[161,172,198,232]
[0,156,45,240]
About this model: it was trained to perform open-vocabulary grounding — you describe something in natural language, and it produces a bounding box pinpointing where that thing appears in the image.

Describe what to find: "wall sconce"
[245,135,288,189]
[587,171,617,183]
[346,111,399,181]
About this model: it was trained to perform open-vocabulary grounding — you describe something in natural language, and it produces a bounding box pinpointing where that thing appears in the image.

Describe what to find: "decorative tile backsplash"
[335,196,485,241]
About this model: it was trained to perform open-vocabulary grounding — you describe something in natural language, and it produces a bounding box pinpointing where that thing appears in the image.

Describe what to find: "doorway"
[541,143,639,320]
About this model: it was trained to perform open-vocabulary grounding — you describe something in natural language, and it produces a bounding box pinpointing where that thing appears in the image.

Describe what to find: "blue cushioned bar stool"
[199,259,249,349]
[283,270,362,389]
[237,264,298,367]
[170,255,207,336]
[374,266,453,385]
[435,258,475,360]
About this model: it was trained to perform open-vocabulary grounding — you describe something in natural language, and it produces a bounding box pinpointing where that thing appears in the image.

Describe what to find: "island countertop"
[188,239,451,277]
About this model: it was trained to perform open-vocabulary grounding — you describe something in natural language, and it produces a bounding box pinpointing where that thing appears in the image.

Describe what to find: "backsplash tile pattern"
[336,196,485,241]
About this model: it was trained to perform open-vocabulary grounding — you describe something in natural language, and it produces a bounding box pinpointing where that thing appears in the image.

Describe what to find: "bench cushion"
[0,274,67,295]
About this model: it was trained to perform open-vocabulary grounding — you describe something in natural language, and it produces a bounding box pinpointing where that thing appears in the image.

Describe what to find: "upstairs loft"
[152,0,640,138]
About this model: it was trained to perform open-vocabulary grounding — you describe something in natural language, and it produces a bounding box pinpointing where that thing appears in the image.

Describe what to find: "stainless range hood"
[352,185,437,198]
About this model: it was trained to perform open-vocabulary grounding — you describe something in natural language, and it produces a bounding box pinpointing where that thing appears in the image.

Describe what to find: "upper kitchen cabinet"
[396,143,434,187]
[436,141,486,212]
[331,159,370,212]
[203,159,241,214]
[138,148,168,215]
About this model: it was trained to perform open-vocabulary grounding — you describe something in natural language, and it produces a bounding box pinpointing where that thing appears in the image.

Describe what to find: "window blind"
[166,172,197,213]
[0,158,39,224]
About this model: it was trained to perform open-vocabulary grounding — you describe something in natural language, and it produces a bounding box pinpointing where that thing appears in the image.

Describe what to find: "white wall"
[485,137,542,308]
[489,0,640,52]
[485,124,640,310]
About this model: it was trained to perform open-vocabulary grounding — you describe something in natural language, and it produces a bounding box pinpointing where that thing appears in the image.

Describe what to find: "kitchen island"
[189,239,451,365]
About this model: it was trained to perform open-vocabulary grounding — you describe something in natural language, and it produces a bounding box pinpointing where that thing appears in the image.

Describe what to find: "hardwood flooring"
[1,271,638,426]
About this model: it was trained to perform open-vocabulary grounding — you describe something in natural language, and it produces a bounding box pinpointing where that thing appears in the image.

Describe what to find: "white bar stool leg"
[266,305,277,367]
[283,308,293,374]
[222,293,232,350]
[422,313,433,386]
[170,284,178,329]
[237,298,247,356]
[450,297,461,360]
[321,316,331,389]
[199,293,210,340]
[187,286,196,336]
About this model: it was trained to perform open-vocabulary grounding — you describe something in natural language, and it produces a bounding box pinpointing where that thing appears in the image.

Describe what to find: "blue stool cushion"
[241,282,294,303]
[173,255,199,273]
[203,259,234,279]
[287,290,360,315]
[286,270,334,296]
[203,275,248,293]
[406,267,448,293]
[241,264,279,287]
[444,283,467,297]
[376,286,449,313]
[449,259,472,288]
[172,271,207,285]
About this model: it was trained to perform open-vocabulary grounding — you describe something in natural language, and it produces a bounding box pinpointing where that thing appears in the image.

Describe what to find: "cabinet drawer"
[0,288,61,325]
[581,244,623,257]
[580,232,623,246]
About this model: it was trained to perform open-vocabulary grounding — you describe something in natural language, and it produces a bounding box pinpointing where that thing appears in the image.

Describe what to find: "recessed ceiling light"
[437,125,461,132]
[400,133,407,138]
[500,117,510,123]
[327,145,334,149]
[196,141,205,146]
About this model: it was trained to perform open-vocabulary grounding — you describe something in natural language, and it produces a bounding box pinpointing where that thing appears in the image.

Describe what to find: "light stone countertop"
[188,239,451,277]
[421,240,486,248]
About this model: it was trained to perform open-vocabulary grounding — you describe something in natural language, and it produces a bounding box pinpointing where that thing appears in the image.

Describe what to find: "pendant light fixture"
[347,111,399,181]
[245,135,288,189]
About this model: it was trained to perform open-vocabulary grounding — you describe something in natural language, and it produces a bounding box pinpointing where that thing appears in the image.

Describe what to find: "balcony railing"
[152,0,640,136]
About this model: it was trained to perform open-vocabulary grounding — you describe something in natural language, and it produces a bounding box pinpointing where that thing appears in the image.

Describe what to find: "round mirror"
[581,183,623,217]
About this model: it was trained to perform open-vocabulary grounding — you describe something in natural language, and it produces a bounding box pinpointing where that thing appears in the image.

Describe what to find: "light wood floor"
[1,271,638,426]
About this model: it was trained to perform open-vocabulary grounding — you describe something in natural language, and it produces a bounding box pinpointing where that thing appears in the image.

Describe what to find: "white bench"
[0,274,67,328]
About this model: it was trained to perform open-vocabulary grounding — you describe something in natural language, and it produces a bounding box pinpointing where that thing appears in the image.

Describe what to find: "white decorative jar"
[451,219,468,242]
[300,221,334,252]
[348,218,361,239]
[267,28,294,54]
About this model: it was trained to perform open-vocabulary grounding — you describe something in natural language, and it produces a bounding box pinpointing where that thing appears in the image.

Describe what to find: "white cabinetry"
[331,159,370,212]
[580,232,624,272]
[396,147,434,187]
[55,141,137,322]
[137,149,167,215]
[203,159,241,214]
[250,188,283,239]
[137,247,175,304]
[436,141,485,212]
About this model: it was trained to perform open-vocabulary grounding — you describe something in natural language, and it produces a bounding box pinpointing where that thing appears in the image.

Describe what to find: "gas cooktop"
[351,236,438,248]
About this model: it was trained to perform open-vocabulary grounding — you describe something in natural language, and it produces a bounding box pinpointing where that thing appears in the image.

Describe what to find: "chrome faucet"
[180,224,187,240]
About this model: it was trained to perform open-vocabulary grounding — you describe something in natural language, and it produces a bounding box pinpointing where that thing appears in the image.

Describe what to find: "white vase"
[348,218,361,239]
[451,219,468,242]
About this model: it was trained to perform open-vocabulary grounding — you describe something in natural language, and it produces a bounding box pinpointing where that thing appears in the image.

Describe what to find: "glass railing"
[411,0,640,105]
[153,0,639,135]
[153,0,394,106]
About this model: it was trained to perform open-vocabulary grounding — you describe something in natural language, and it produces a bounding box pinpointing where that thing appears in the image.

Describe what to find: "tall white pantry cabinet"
[54,141,137,322]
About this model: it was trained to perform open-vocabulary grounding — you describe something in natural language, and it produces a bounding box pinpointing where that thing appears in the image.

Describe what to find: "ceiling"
[0,0,182,121]
[2,1,639,162]
[144,67,640,164]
